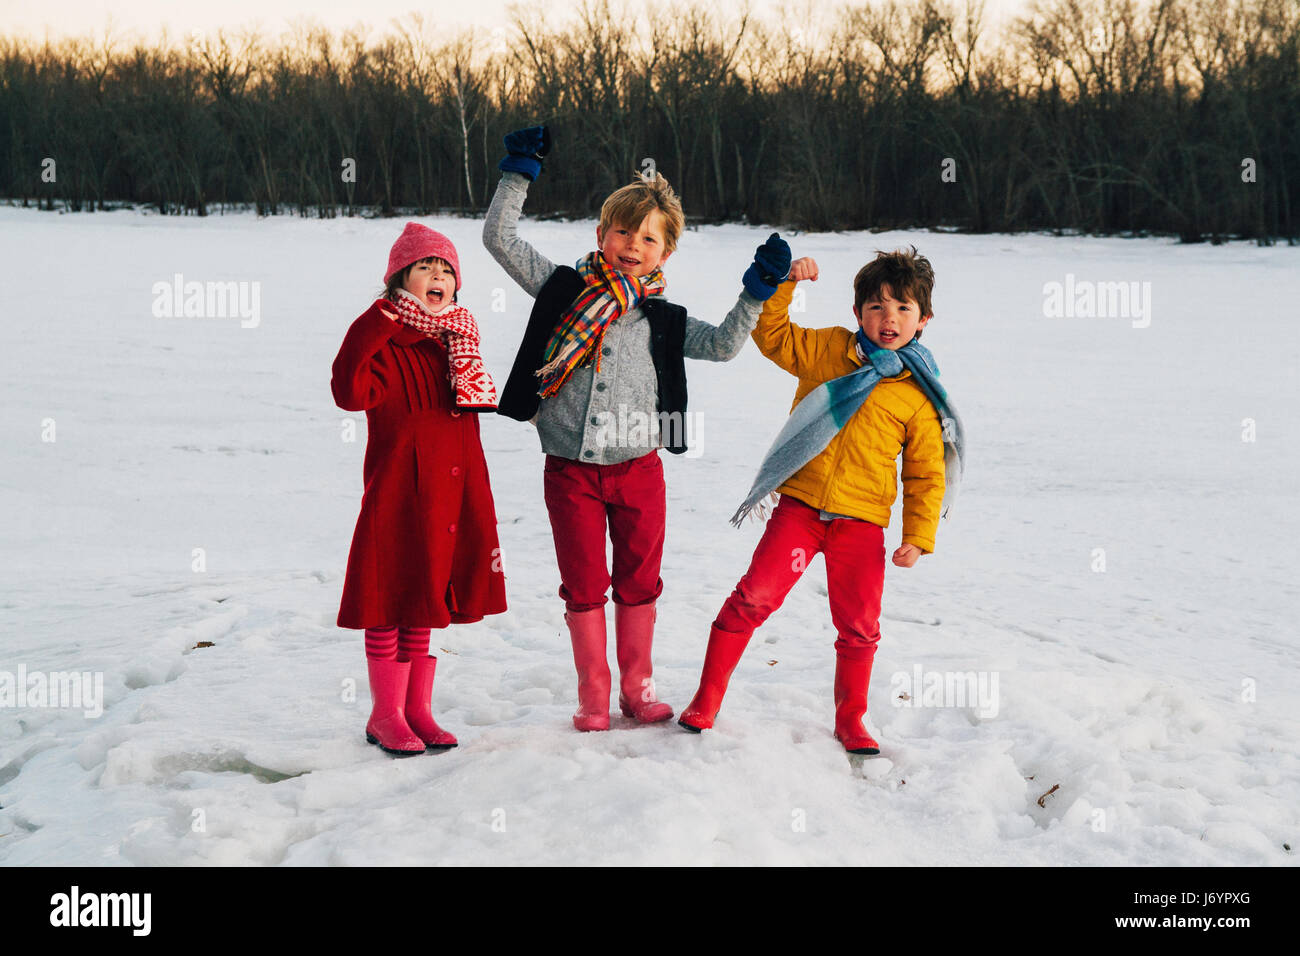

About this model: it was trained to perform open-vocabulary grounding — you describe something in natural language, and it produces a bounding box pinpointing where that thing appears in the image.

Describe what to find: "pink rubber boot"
[405,655,458,750]
[566,607,611,731]
[614,601,673,723]
[365,658,425,756]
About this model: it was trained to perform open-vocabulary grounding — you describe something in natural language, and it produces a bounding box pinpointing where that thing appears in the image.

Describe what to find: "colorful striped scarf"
[535,251,666,398]
[731,329,964,526]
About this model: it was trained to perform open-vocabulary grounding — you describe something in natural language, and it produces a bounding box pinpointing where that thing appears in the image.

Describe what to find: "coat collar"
[371,299,442,347]
[389,324,428,346]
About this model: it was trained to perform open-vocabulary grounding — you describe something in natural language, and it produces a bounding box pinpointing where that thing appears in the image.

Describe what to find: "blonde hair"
[599,172,685,254]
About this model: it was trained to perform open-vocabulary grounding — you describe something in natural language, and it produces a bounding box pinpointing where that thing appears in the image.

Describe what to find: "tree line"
[1,0,1296,241]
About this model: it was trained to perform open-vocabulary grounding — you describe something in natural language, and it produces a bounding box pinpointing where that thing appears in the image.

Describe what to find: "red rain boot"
[614,601,673,723]
[566,607,611,732]
[405,655,458,750]
[678,626,751,732]
[833,654,881,755]
[365,657,425,756]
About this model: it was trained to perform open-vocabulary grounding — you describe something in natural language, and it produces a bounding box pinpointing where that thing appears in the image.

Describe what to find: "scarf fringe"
[729,492,780,528]
[534,341,585,398]
[535,350,574,382]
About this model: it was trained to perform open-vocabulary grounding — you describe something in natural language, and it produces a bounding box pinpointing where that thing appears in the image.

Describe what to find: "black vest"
[497,267,691,455]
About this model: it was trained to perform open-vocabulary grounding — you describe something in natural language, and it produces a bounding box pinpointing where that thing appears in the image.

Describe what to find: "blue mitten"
[742,233,792,301]
[499,125,552,181]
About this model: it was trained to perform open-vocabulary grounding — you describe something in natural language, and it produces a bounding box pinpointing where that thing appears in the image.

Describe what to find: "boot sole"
[677,718,704,733]
[846,746,881,756]
[366,733,424,756]
[620,707,674,722]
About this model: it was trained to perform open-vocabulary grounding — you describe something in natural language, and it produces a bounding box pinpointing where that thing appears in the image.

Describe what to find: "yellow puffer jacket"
[751,280,946,552]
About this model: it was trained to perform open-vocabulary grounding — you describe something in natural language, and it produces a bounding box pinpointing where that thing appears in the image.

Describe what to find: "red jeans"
[542,451,666,611]
[714,495,885,660]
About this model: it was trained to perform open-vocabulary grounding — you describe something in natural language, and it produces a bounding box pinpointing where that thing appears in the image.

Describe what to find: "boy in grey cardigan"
[483,124,790,732]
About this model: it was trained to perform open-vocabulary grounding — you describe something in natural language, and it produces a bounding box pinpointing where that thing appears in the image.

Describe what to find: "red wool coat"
[332,300,508,629]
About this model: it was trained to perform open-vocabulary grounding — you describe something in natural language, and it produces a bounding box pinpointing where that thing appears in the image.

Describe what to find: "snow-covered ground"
[1,204,1297,866]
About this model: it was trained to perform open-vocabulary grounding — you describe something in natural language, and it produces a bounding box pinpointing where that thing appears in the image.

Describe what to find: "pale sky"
[1,0,1033,44]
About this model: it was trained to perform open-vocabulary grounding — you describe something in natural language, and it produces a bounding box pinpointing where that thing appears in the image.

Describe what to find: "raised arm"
[683,232,791,361]
[482,171,557,299]
[750,266,842,379]
[482,126,558,298]
[681,292,764,361]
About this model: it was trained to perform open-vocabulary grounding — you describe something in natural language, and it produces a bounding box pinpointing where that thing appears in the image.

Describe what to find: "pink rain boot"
[614,601,673,723]
[365,657,425,756]
[405,655,458,750]
[566,607,611,731]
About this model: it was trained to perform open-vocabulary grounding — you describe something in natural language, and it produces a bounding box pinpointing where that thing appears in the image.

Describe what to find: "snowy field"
[1,204,1297,866]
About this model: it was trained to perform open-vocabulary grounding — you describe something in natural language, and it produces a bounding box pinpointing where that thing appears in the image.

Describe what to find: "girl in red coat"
[332,223,507,756]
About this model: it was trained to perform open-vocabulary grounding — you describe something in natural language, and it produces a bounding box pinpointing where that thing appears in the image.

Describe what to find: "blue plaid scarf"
[731,329,964,526]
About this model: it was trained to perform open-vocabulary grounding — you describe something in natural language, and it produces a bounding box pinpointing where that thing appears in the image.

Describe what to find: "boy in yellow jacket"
[679,247,960,754]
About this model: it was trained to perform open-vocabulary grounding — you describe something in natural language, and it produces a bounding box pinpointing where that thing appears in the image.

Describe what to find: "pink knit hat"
[385,222,461,290]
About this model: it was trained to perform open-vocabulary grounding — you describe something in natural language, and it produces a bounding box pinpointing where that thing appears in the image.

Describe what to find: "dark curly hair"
[853,246,934,338]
